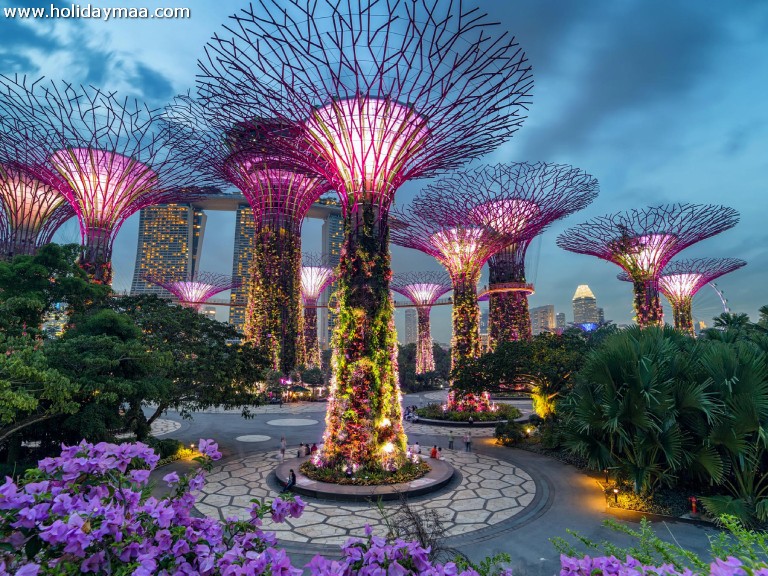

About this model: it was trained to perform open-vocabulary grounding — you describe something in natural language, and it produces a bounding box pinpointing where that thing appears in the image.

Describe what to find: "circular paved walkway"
[196,448,536,546]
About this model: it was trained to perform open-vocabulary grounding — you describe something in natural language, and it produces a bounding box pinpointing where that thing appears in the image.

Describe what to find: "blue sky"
[2,0,767,341]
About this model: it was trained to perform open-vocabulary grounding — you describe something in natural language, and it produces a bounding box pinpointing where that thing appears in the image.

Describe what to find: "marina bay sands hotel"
[129,192,343,348]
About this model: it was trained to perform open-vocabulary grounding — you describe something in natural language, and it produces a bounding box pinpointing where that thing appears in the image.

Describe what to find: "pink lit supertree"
[0,76,213,284]
[391,271,452,374]
[391,194,510,371]
[0,117,74,258]
[197,0,532,470]
[557,204,739,327]
[301,253,338,368]
[454,163,598,346]
[164,98,331,374]
[618,257,745,335]
[143,271,241,312]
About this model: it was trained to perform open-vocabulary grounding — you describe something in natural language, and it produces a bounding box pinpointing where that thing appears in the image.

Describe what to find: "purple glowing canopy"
[144,271,241,311]
[391,271,452,307]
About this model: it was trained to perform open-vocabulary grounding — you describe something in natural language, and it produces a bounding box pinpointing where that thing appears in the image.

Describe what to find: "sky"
[2,0,767,342]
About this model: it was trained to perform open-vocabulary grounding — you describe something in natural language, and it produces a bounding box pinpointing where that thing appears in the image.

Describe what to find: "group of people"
[446,431,473,452]
[404,405,420,422]
[278,435,318,462]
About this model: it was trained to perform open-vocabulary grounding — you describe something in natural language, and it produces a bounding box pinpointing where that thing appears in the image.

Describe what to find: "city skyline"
[7,0,763,341]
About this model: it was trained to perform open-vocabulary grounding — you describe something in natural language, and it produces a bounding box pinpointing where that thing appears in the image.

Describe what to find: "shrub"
[417,403,521,422]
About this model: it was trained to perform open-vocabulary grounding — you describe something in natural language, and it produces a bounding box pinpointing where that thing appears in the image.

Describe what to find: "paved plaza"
[151,393,717,571]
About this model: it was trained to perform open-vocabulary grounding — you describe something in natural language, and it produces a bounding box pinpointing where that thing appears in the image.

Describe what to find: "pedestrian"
[279,435,286,462]
[438,447,443,460]
[281,469,296,493]
[310,443,318,454]
[468,416,474,426]
[414,441,421,454]
[304,443,311,456]
[297,443,304,458]
[448,431,454,450]
[430,445,438,459]
[464,432,471,452]
[279,397,283,408]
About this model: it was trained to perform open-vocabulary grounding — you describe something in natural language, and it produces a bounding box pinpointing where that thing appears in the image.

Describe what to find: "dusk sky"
[2,0,767,342]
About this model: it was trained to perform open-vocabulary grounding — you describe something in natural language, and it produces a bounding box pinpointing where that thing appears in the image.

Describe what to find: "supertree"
[391,271,452,374]
[557,204,740,327]
[0,117,74,258]
[459,163,598,346]
[164,97,332,373]
[618,257,745,335]
[0,76,213,284]
[301,253,338,368]
[143,271,241,312]
[197,0,532,470]
[391,194,511,372]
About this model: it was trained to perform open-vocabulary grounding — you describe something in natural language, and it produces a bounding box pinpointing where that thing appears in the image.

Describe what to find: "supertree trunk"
[488,246,531,347]
[415,307,435,374]
[323,204,406,470]
[451,271,481,369]
[80,226,113,285]
[303,298,321,368]
[633,278,664,328]
[671,297,694,336]
[243,225,304,373]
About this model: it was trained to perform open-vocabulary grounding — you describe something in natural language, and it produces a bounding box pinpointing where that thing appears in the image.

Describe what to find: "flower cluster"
[0,438,305,575]
[560,554,768,576]
[447,390,496,413]
[308,526,480,576]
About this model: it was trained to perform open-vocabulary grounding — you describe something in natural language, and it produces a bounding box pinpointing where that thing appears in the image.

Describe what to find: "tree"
[0,335,78,450]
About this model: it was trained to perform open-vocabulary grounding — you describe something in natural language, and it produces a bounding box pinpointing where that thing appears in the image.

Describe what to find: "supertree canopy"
[0,76,213,284]
[557,204,740,327]
[143,271,241,312]
[197,0,532,471]
[0,117,74,259]
[618,257,745,335]
[460,163,598,346]
[301,253,338,368]
[165,97,331,375]
[391,271,452,375]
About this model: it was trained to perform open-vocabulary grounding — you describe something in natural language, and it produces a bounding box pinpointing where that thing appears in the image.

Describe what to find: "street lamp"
[613,487,619,504]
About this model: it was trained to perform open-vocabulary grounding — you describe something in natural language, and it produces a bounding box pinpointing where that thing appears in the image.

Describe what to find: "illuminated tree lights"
[618,258,745,335]
[144,271,241,311]
[391,271,452,374]
[301,253,337,368]
[557,204,739,328]
[0,76,213,284]
[466,164,599,346]
[197,0,532,470]
[0,163,73,258]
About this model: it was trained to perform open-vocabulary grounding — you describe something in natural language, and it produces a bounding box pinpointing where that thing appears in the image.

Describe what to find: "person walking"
[279,435,287,462]
[448,431,454,450]
[463,432,471,452]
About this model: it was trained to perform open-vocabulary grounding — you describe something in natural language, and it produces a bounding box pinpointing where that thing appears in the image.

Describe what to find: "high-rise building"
[531,305,555,335]
[597,307,605,325]
[229,204,256,332]
[202,306,217,321]
[319,204,344,349]
[130,204,206,297]
[572,284,600,325]
[404,308,418,345]
[556,312,566,330]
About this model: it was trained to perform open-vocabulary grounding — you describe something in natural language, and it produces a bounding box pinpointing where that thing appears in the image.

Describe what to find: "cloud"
[130,63,175,102]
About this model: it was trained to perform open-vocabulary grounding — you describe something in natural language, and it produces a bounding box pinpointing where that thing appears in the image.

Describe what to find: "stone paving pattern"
[195,448,535,546]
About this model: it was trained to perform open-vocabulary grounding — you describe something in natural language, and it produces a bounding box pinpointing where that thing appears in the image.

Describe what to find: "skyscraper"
[202,306,217,321]
[572,284,600,324]
[531,305,555,335]
[404,308,418,345]
[130,204,206,297]
[229,204,256,331]
[556,312,566,330]
[319,202,344,348]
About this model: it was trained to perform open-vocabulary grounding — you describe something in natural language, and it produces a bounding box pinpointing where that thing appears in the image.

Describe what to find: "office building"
[319,205,344,348]
[202,306,217,321]
[229,204,256,332]
[531,305,555,335]
[597,307,605,325]
[130,204,206,297]
[556,312,566,330]
[404,308,418,345]
[572,284,600,325]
